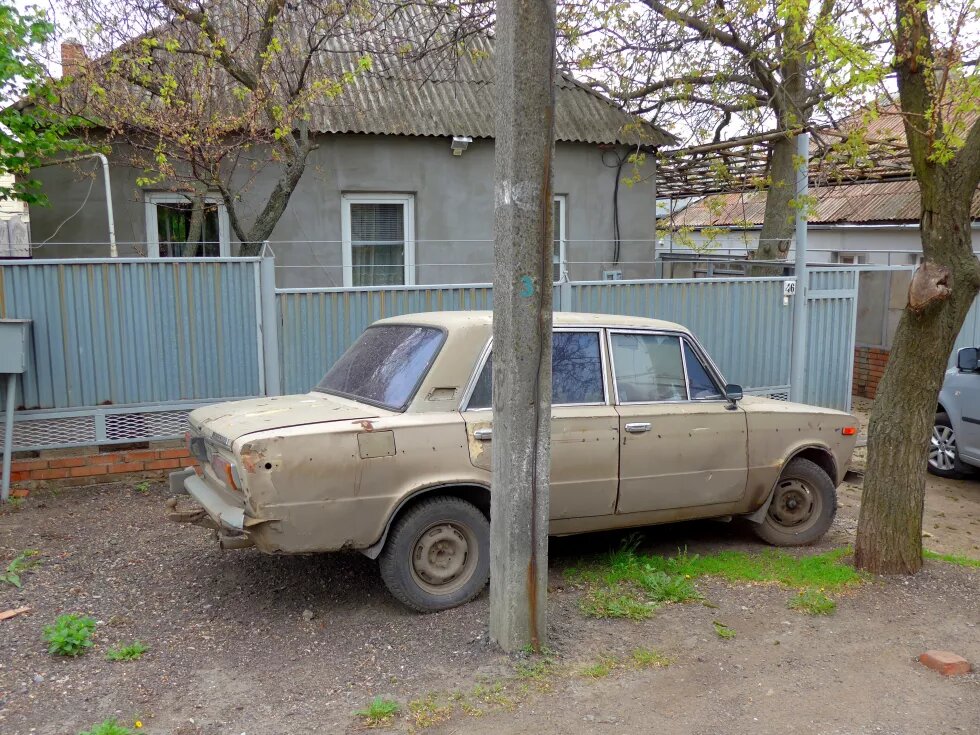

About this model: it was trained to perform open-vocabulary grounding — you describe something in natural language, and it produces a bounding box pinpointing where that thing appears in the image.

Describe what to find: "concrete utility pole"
[490,0,556,652]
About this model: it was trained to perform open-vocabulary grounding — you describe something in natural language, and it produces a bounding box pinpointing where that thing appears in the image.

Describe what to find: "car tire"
[928,412,969,478]
[379,496,490,613]
[752,458,836,547]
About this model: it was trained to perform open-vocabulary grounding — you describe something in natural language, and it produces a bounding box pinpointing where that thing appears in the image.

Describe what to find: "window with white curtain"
[342,194,415,287]
[553,194,567,282]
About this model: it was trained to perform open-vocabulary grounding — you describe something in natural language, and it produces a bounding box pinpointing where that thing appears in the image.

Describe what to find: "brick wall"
[853,346,890,399]
[10,441,194,495]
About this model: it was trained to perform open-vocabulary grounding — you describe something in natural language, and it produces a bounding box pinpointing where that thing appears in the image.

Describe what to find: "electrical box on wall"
[602,270,623,281]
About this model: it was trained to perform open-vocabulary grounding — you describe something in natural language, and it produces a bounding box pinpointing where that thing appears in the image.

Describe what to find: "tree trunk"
[489,0,556,653]
[182,195,204,257]
[855,183,980,574]
[754,133,798,261]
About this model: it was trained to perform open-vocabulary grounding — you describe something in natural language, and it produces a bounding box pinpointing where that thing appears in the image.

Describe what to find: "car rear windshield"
[315,325,445,411]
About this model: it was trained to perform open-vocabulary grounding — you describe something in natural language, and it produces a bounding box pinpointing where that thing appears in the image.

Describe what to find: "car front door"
[945,351,980,464]
[461,329,620,520]
[610,330,748,515]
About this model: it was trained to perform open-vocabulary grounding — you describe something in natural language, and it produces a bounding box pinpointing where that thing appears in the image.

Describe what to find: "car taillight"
[211,454,241,492]
[841,426,857,436]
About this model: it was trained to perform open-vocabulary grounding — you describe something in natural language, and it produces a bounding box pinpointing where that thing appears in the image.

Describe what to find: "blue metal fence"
[802,268,860,411]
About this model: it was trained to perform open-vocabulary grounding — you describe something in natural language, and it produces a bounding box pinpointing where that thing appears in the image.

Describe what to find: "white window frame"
[554,194,567,281]
[144,192,231,258]
[833,252,865,265]
[341,193,416,288]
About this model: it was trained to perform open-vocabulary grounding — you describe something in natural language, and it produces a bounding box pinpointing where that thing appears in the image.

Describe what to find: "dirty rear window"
[315,325,445,411]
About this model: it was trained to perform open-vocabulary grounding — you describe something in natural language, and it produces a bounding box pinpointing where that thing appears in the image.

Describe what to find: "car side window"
[466,331,604,409]
[611,333,686,403]
[683,340,723,399]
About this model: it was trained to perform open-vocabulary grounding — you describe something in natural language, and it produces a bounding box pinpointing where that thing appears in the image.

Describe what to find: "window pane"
[466,332,603,410]
[553,332,603,404]
[611,333,686,402]
[316,325,443,410]
[157,201,221,257]
[683,341,723,399]
[553,198,562,282]
[350,202,405,286]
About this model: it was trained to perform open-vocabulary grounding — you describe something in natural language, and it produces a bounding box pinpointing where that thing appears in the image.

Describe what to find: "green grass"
[923,549,980,568]
[355,697,400,727]
[1,549,40,588]
[713,621,737,640]
[77,720,133,735]
[578,655,617,679]
[407,694,452,729]
[568,545,860,620]
[788,589,837,615]
[514,658,556,682]
[105,642,148,662]
[43,614,96,657]
[630,647,672,668]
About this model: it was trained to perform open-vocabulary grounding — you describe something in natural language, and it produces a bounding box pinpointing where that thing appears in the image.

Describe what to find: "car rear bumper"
[168,467,245,532]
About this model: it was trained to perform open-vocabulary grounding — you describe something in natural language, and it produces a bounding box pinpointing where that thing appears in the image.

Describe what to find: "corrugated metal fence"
[1,255,864,451]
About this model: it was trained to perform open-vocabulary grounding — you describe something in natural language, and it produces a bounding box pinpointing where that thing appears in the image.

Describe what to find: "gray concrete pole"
[789,131,810,403]
[490,0,556,652]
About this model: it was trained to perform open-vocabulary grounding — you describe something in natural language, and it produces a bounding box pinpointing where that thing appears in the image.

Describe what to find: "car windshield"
[315,325,445,411]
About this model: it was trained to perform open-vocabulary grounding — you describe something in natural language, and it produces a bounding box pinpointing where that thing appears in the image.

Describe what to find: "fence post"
[789,131,810,403]
[559,275,572,312]
[259,245,282,396]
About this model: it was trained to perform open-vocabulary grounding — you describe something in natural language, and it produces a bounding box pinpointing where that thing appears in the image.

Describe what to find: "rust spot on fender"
[356,420,374,432]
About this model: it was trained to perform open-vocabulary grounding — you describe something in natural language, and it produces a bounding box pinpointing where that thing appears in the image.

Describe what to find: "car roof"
[374,310,691,333]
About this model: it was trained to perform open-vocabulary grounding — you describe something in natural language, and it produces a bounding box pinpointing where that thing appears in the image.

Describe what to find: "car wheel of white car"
[379,496,490,613]
[752,458,836,546]
[928,412,967,478]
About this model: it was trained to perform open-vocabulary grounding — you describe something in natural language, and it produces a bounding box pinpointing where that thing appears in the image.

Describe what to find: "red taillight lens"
[841,426,857,436]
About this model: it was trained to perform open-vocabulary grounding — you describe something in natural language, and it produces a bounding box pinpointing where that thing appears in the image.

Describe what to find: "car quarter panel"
[739,396,857,507]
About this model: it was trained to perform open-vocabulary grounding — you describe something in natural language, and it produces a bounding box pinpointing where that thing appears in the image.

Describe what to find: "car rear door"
[461,328,620,520]
[610,330,748,514]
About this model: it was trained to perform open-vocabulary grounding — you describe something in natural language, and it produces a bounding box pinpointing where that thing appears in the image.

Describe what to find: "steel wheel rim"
[767,477,821,531]
[410,520,478,596]
[929,425,957,471]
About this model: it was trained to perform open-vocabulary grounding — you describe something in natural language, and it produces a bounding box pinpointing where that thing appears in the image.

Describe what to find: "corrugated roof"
[667,180,980,227]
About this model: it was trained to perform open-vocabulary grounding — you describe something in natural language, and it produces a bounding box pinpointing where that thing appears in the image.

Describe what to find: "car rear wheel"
[928,412,968,478]
[379,496,490,612]
[752,458,836,546]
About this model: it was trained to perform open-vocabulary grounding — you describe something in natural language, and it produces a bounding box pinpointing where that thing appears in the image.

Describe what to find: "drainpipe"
[34,152,117,257]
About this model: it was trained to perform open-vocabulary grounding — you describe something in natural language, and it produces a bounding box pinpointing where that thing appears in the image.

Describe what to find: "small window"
[834,252,864,265]
[342,194,415,287]
[683,341,723,399]
[144,193,229,257]
[466,331,604,410]
[611,333,686,403]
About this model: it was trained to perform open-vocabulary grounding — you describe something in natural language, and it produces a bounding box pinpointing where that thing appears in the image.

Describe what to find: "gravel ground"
[0,460,978,734]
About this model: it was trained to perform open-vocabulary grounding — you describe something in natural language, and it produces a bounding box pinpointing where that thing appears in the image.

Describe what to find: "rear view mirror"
[957,347,979,372]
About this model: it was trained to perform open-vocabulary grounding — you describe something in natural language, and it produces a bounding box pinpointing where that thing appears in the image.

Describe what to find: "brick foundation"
[10,440,194,494]
[853,346,890,399]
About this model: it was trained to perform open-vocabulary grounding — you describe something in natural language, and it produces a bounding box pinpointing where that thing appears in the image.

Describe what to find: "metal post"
[789,131,810,403]
[259,244,282,396]
[2,373,16,502]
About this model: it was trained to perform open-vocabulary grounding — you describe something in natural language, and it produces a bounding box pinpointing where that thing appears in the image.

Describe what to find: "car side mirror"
[957,347,979,372]
[724,383,743,408]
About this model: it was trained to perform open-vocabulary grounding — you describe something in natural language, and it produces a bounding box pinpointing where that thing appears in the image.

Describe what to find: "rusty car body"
[170,311,858,611]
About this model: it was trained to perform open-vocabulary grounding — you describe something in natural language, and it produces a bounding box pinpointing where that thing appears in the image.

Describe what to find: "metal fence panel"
[569,278,793,392]
[803,268,859,411]
[277,283,494,393]
[0,258,263,411]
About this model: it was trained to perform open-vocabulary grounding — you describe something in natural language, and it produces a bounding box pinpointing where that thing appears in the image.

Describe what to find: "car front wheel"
[928,412,967,478]
[752,457,836,546]
[379,496,490,612]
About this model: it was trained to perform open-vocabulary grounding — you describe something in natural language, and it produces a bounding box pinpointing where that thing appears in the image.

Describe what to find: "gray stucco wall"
[26,134,658,286]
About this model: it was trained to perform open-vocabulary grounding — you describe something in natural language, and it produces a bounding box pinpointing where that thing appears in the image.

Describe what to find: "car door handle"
[473,428,493,441]
[625,422,652,434]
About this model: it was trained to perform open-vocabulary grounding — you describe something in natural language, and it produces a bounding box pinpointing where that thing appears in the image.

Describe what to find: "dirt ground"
[1,409,978,735]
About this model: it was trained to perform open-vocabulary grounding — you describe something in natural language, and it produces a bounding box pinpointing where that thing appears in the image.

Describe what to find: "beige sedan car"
[170,312,858,611]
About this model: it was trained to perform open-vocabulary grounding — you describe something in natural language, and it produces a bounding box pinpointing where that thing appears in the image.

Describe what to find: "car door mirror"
[724,383,743,406]
[957,347,979,372]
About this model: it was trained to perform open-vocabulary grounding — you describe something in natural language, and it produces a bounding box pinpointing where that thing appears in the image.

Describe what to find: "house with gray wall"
[26,41,673,288]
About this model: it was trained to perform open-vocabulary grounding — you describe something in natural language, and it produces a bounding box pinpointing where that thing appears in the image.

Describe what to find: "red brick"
[107,462,144,474]
[124,450,159,462]
[144,458,181,470]
[69,465,109,478]
[48,457,87,469]
[90,453,124,465]
[10,471,29,483]
[29,468,70,480]
[10,487,30,498]
[157,448,190,459]
[919,650,972,676]
[12,459,47,472]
